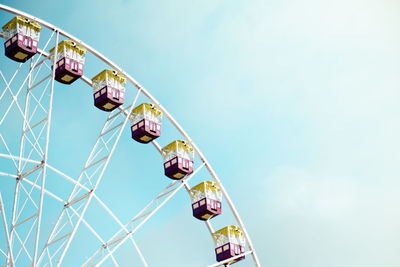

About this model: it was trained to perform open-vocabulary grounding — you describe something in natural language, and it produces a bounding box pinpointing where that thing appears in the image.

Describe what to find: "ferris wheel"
[0,4,261,267]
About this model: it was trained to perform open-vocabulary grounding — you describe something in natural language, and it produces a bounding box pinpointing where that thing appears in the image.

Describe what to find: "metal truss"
[36,90,141,267]
[0,193,14,267]
[0,28,58,266]
[0,4,261,267]
[83,162,205,266]
[0,153,147,267]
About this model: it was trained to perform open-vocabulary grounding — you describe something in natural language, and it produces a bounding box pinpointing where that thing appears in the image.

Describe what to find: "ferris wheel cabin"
[2,16,41,62]
[91,69,126,111]
[190,181,222,221]
[162,140,194,179]
[50,40,86,84]
[213,225,246,265]
[130,103,162,143]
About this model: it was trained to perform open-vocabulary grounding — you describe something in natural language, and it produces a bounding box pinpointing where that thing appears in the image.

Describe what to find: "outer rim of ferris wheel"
[0,4,261,267]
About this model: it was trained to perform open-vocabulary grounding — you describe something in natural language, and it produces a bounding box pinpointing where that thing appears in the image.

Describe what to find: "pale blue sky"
[0,0,400,266]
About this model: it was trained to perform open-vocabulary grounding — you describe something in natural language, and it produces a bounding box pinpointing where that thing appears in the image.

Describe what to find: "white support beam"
[83,163,205,266]
[0,134,19,171]
[33,29,58,264]
[12,212,38,229]
[55,89,142,267]
[2,27,58,267]
[36,89,142,267]
[0,193,15,267]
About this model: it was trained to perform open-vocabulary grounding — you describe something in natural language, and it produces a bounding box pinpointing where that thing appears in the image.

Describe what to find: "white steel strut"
[0,29,59,266]
[83,163,205,266]
[0,193,14,267]
[0,152,146,267]
[0,4,261,267]
[36,91,141,267]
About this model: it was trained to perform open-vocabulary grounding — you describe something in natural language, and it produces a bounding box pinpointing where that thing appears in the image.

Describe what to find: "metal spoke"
[0,28,59,267]
[0,134,19,170]
[32,30,59,266]
[0,193,15,267]
[0,63,22,103]
[83,163,204,266]
[37,89,142,266]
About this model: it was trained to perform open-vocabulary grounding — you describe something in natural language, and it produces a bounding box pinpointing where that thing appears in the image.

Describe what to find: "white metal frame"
[0,4,261,267]
[0,27,59,266]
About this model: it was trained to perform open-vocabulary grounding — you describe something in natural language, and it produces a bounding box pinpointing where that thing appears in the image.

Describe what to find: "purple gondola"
[130,103,163,143]
[213,226,246,265]
[49,40,86,84]
[162,140,194,180]
[190,181,222,220]
[91,70,126,112]
[2,16,41,62]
